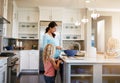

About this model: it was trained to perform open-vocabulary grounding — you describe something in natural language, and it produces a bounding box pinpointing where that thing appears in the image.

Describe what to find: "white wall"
[97,20,105,52]
[99,11,120,39]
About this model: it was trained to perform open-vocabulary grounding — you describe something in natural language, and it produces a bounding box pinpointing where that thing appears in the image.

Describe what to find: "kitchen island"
[61,55,120,83]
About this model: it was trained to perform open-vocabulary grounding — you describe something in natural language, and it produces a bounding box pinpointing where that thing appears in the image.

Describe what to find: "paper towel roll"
[89,47,96,57]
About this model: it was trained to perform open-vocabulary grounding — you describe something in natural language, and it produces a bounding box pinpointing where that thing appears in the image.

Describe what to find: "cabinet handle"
[27,16,30,21]
[49,15,52,20]
[71,17,73,22]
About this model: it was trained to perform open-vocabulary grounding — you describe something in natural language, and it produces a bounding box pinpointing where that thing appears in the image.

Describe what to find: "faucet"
[72,42,81,52]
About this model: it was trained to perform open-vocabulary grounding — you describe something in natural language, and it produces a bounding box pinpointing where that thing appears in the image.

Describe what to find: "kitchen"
[1,0,120,83]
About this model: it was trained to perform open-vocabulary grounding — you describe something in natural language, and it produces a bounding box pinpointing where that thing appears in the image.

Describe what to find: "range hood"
[0,16,10,24]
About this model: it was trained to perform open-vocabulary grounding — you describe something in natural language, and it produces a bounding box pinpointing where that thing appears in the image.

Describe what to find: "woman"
[43,21,62,58]
[43,21,63,83]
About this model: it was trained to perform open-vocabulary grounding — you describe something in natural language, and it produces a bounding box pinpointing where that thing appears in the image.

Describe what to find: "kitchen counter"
[60,55,120,64]
[60,54,120,83]
[0,57,8,60]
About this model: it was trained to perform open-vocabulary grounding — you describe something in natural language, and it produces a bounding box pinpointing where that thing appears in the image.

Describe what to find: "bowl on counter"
[63,50,78,57]
[5,46,13,50]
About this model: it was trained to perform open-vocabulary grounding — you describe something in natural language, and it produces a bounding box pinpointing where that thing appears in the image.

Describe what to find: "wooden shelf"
[102,74,120,77]
[62,39,82,41]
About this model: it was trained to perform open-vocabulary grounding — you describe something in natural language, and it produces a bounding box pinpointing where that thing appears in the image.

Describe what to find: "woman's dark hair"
[45,21,57,38]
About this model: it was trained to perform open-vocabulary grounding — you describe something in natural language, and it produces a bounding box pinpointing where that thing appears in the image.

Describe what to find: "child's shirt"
[44,59,55,76]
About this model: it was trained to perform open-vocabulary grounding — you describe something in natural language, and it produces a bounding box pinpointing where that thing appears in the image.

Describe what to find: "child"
[43,44,62,83]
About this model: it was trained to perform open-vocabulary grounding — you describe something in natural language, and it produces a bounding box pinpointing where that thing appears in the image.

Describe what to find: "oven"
[0,52,18,83]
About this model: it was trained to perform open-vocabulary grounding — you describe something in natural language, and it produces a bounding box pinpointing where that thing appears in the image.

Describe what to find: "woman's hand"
[56,46,62,50]
[58,60,62,63]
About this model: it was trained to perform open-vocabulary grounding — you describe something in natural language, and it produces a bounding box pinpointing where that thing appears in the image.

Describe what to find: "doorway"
[91,16,112,52]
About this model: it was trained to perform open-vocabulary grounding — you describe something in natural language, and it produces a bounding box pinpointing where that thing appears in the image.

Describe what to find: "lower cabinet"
[64,63,120,83]
[0,58,7,83]
[20,50,39,73]
[102,65,120,83]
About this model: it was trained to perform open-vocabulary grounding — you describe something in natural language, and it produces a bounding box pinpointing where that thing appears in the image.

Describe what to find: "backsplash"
[62,40,84,50]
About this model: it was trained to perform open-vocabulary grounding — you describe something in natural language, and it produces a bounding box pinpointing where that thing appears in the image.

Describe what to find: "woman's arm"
[56,46,62,50]
[50,58,62,70]
[43,34,48,49]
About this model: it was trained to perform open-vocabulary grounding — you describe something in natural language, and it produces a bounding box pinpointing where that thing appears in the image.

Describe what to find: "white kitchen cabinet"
[0,58,7,83]
[29,51,39,69]
[62,23,82,40]
[62,57,120,83]
[20,50,39,73]
[61,23,84,50]
[0,0,8,19]
[18,8,39,22]
[18,8,39,39]
[18,22,38,39]
[63,8,81,24]
[12,1,18,38]
[20,50,29,70]
[4,0,18,38]
[39,7,63,21]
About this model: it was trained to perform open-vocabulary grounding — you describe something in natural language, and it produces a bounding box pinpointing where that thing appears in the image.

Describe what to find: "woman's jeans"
[44,75,55,83]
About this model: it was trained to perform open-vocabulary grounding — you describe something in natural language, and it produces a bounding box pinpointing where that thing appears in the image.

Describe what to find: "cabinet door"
[52,8,63,21]
[20,51,29,70]
[39,7,51,21]
[0,0,8,18]
[29,50,39,70]
[18,8,39,22]
[12,1,18,38]
[3,0,8,19]
[63,9,80,23]
[18,10,28,22]
[0,0,3,16]
[28,11,39,22]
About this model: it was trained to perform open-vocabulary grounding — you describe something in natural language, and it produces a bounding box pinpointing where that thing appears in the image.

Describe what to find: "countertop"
[60,54,120,64]
[0,57,8,60]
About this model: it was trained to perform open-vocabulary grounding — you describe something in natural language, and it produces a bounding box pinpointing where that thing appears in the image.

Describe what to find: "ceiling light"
[75,21,81,26]
[85,0,91,3]
[81,8,89,23]
[91,10,100,19]
[81,18,89,23]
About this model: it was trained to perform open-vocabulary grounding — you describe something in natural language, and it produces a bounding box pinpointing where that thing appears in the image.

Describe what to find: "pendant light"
[91,0,100,19]
[91,9,100,19]
[81,0,90,24]
[74,0,81,26]
[81,8,89,23]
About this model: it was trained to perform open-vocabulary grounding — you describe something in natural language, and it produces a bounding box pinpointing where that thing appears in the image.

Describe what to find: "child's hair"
[43,44,55,62]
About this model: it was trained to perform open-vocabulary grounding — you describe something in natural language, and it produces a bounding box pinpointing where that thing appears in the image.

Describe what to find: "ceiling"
[15,0,120,11]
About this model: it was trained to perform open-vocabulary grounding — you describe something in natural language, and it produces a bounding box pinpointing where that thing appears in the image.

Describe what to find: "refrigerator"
[39,21,62,72]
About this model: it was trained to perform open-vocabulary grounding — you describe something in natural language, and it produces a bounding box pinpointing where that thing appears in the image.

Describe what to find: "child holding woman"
[43,44,62,83]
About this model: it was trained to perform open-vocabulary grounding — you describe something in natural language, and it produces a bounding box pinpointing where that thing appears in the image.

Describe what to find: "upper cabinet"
[63,8,81,24]
[18,8,39,22]
[0,0,8,19]
[4,0,18,38]
[0,0,10,24]
[17,8,39,39]
[39,7,63,21]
